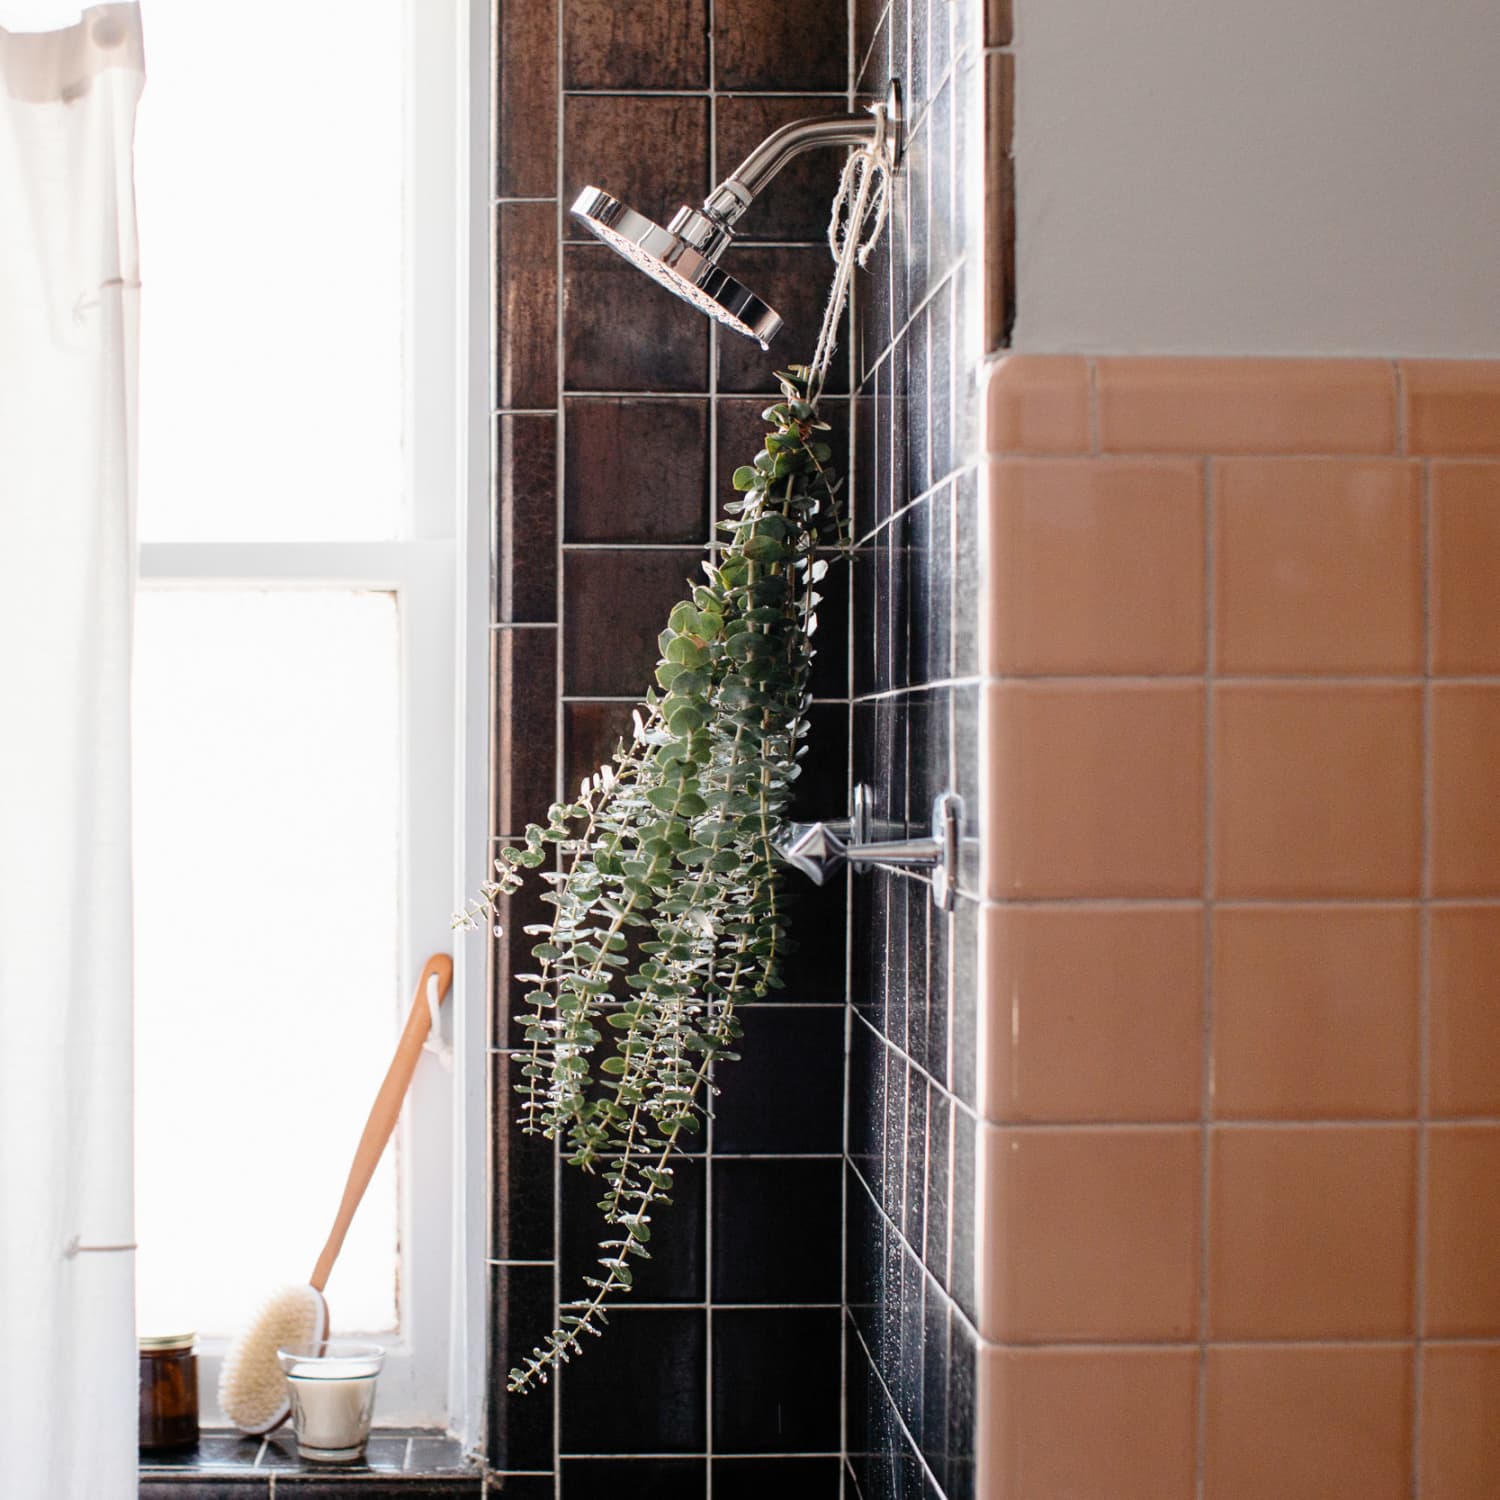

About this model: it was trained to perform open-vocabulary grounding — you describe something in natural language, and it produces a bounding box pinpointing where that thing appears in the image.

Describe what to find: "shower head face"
[570,187,784,348]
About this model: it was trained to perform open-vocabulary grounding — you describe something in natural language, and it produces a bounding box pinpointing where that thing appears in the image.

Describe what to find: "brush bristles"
[219,1284,326,1434]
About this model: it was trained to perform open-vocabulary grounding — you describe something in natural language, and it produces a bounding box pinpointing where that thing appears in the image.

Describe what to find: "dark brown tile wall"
[845,2,995,1499]
[488,3,856,1496]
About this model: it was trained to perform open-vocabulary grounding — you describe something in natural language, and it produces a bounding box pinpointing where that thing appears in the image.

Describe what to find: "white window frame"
[135,0,490,1436]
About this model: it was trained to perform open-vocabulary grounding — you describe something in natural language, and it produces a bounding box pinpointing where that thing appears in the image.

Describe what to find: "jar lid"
[139,1332,195,1351]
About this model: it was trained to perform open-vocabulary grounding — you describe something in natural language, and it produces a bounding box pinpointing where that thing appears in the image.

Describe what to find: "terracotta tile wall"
[974,353,1500,1500]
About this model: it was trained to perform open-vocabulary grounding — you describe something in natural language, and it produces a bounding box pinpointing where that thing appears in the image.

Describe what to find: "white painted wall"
[1011,0,1500,356]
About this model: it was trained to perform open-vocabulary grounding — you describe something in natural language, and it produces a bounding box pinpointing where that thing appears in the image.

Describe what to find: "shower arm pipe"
[670,80,902,254]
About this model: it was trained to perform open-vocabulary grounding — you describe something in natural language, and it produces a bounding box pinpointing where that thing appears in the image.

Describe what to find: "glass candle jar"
[276,1341,385,1463]
[138,1333,199,1450]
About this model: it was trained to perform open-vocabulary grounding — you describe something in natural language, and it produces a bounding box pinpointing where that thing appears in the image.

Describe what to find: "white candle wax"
[285,1360,379,1458]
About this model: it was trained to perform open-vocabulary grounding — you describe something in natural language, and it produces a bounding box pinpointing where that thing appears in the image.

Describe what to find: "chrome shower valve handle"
[777,787,962,912]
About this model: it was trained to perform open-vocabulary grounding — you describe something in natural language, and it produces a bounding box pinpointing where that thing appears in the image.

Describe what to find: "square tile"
[562,0,708,89]
[713,0,847,90]
[983,682,1205,899]
[710,1459,844,1498]
[1431,685,1500,897]
[1204,1346,1413,1500]
[986,457,1206,675]
[977,1125,1201,1341]
[1213,459,1422,673]
[557,1309,707,1454]
[710,1007,844,1154]
[1432,462,1500,674]
[712,1308,841,1453]
[716,96,854,243]
[563,399,709,544]
[1421,1344,1500,1500]
[1430,906,1500,1115]
[716,246,850,397]
[1212,684,1422,898]
[1426,1125,1500,1337]
[489,1263,556,1470]
[711,1157,841,1303]
[980,904,1203,1122]
[977,1347,1198,1500]
[560,549,696,696]
[1211,906,1420,1118]
[561,1458,707,1499]
[563,96,709,237]
[1209,1126,1416,1338]
[563,244,709,393]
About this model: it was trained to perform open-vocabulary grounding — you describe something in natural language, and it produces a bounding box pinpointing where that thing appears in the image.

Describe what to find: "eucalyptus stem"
[458,365,843,1395]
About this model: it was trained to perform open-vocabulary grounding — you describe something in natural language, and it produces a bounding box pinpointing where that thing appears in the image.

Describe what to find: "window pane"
[133,589,401,1336]
[134,1,405,541]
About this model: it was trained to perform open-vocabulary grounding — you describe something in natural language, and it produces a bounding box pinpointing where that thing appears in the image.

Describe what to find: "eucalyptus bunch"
[459,366,844,1394]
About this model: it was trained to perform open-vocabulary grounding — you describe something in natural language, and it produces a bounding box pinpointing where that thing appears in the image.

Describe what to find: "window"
[131,0,488,1428]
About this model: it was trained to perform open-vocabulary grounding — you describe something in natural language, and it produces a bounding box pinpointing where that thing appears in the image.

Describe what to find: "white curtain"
[0,5,144,1495]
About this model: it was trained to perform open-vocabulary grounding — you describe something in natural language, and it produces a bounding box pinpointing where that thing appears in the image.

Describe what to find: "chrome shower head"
[570,85,902,347]
[570,187,783,348]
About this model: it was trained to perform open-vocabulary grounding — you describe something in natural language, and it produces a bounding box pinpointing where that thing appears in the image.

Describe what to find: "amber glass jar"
[139,1333,199,1450]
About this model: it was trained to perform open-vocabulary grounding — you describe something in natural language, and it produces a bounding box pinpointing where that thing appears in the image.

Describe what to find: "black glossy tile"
[495,0,557,199]
[857,231,893,388]
[880,1046,908,1231]
[949,896,979,1109]
[948,1107,976,1326]
[563,95,710,237]
[493,626,559,834]
[806,552,851,702]
[886,508,912,693]
[903,110,931,315]
[945,1310,976,1500]
[716,95,850,243]
[140,1484,269,1500]
[855,0,889,97]
[139,1435,262,1471]
[562,700,635,796]
[564,399,709,544]
[558,1310,707,1454]
[274,1483,478,1498]
[950,685,980,897]
[897,1247,925,1441]
[714,0,846,91]
[923,1089,951,1289]
[491,866,556,1051]
[561,1458,707,1499]
[920,1279,951,1492]
[712,1157,841,1303]
[950,467,978,681]
[713,1457,844,1497]
[489,1264,556,1471]
[851,386,876,540]
[852,543,878,698]
[927,281,953,487]
[497,203,559,411]
[908,487,953,691]
[791,702,850,824]
[711,1006,844,1154]
[712,1308,841,1453]
[562,0,708,90]
[491,1479,552,1500]
[497,415,558,625]
[716,246,850,397]
[848,1163,882,1335]
[926,895,952,1095]
[560,548,696,696]
[926,81,955,291]
[850,1016,885,1202]
[903,1075,928,1247]
[779,869,849,1003]
[904,305,932,503]
[490,1052,556,1262]
[563,244,709,393]
[561,1153,705,1303]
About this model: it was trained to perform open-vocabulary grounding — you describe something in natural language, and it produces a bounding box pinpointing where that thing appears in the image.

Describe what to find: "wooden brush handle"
[309,953,454,1293]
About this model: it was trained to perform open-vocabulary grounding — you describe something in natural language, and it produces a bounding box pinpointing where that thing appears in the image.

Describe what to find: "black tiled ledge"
[140,1429,481,1498]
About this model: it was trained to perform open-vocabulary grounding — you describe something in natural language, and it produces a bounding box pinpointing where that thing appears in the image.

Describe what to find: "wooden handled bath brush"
[219,953,454,1433]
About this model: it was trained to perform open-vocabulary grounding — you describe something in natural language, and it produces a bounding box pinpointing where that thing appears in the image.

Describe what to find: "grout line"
[1412,454,1434,1500]
[1196,455,1217,1500]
